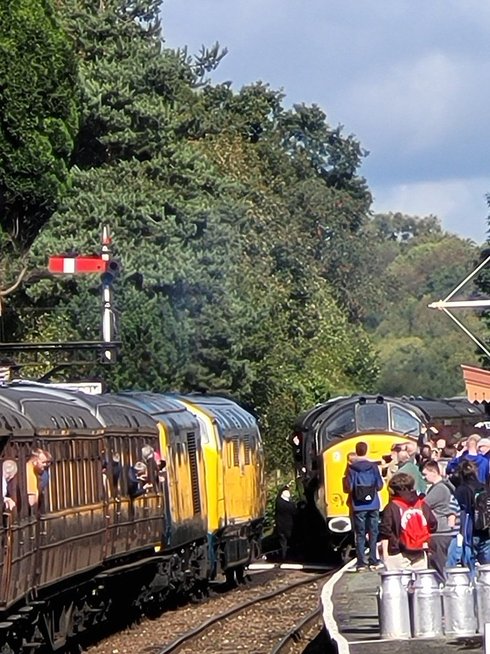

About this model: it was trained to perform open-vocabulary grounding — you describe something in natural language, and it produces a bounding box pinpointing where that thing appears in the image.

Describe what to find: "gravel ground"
[83,569,324,654]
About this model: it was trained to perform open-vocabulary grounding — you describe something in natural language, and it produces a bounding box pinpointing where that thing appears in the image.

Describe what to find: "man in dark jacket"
[346,441,384,571]
[380,472,437,570]
[275,485,297,560]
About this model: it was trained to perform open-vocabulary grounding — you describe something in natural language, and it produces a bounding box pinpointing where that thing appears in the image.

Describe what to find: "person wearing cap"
[382,444,403,482]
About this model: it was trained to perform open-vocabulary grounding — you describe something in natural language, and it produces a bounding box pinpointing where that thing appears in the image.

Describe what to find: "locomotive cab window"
[391,407,421,436]
[324,406,355,441]
[357,403,388,431]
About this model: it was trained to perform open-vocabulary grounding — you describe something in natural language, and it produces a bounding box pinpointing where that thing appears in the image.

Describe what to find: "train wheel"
[235,566,246,585]
[224,568,236,588]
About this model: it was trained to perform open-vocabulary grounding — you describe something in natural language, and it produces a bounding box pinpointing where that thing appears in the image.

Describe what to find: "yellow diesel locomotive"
[291,394,486,561]
[0,384,265,653]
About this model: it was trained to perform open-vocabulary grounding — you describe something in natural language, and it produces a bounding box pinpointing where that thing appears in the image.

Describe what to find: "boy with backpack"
[380,472,437,570]
[345,441,384,571]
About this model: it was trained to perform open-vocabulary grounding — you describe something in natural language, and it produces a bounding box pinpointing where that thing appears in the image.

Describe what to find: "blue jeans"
[447,535,490,577]
[353,509,380,567]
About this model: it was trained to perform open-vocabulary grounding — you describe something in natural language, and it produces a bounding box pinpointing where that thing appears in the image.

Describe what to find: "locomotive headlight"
[329,517,352,533]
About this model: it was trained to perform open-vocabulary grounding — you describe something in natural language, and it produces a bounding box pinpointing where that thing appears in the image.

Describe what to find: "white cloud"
[371,177,489,244]
[161,0,490,243]
[338,53,468,153]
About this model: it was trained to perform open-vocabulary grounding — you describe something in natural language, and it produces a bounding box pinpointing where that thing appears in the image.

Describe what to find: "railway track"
[154,570,330,654]
[271,604,324,654]
[83,566,334,654]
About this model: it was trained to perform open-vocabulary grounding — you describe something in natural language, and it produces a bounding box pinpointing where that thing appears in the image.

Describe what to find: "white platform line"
[248,562,276,570]
[348,638,393,644]
[248,561,333,571]
[321,559,356,654]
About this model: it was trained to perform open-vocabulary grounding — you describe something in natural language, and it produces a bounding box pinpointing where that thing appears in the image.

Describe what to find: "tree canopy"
[0,0,78,259]
[0,0,484,470]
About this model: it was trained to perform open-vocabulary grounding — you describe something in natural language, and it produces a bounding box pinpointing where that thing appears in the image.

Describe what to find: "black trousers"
[428,533,454,584]
[278,532,290,560]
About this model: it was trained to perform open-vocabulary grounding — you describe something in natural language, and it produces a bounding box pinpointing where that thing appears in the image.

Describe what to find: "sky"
[161,0,490,244]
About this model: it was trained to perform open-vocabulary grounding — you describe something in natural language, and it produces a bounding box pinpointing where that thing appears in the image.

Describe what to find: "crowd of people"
[344,433,490,580]
[2,445,166,517]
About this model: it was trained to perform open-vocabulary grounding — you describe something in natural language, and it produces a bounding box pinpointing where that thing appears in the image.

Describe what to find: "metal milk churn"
[443,567,477,637]
[411,569,443,637]
[378,570,412,639]
[476,563,490,633]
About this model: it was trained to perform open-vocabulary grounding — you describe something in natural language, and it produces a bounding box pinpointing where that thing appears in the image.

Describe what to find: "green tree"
[18,0,382,472]
[0,0,78,261]
[371,222,482,396]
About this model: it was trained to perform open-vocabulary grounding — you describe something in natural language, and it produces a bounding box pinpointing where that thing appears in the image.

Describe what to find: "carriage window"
[91,440,102,502]
[69,445,77,508]
[243,435,251,465]
[325,407,356,440]
[391,407,421,436]
[226,440,233,468]
[357,404,389,431]
[72,442,81,506]
[232,436,240,467]
[58,458,66,511]
[186,432,201,515]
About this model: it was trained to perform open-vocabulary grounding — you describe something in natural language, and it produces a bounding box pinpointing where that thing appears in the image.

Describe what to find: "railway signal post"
[48,225,119,364]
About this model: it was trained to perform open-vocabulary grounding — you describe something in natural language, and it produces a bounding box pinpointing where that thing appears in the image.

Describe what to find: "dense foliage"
[366,214,481,397]
[0,1,485,470]
[0,0,78,277]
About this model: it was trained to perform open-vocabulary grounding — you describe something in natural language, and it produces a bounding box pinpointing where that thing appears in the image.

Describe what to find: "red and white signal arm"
[48,255,108,274]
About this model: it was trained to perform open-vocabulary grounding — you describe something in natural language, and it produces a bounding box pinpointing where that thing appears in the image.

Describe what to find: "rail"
[157,571,331,654]
[270,604,322,654]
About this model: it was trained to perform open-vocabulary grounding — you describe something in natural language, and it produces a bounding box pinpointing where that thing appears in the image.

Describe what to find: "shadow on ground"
[303,626,339,654]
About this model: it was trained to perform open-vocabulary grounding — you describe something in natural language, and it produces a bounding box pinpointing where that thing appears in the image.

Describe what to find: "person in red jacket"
[380,472,437,570]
